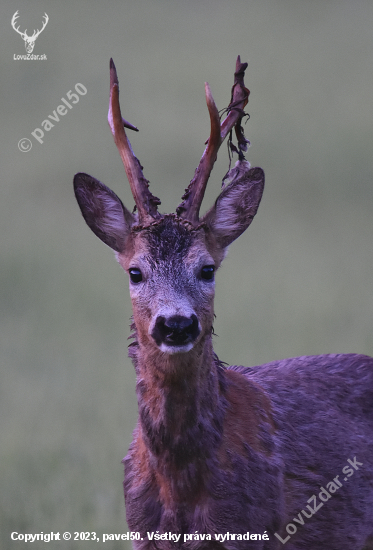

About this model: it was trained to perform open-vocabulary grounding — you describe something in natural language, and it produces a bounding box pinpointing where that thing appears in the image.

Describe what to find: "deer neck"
[129,330,226,467]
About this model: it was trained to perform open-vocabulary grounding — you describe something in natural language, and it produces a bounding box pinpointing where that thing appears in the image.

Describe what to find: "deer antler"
[177,56,250,223]
[30,13,49,40]
[11,11,27,39]
[108,58,161,223]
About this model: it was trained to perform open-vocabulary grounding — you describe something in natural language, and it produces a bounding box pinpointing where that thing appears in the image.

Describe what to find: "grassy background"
[1,0,372,548]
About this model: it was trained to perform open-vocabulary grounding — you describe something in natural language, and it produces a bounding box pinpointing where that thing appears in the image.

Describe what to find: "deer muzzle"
[151,314,200,353]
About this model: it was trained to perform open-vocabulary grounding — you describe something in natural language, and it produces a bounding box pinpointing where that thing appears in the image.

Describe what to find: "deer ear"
[73,173,134,253]
[202,163,264,249]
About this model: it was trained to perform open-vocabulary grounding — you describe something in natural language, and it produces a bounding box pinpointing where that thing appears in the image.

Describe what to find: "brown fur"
[220,370,275,459]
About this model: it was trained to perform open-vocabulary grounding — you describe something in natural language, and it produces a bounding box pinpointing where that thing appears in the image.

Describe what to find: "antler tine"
[32,13,49,39]
[108,58,160,222]
[11,10,18,26]
[177,83,221,224]
[177,56,250,223]
[11,11,26,38]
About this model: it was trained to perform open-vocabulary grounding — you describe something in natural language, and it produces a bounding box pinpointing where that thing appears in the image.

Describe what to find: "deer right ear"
[202,163,265,249]
[73,173,134,253]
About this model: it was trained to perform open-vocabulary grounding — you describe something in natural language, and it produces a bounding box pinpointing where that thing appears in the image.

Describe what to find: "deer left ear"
[74,173,135,253]
[202,162,265,249]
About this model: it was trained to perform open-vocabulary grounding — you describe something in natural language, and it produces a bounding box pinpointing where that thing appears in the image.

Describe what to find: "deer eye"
[201,265,215,281]
[129,268,143,284]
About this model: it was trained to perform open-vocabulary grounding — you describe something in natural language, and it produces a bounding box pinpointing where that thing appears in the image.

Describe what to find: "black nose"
[151,315,200,347]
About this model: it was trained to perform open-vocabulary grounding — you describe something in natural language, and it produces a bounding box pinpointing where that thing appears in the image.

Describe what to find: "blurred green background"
[1,0,372,547]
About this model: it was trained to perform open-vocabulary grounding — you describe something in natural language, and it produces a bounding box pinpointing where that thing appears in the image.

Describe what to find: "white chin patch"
[158,342,194,355]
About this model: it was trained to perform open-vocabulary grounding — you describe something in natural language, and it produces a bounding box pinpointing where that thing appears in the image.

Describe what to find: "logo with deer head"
[11,11,48,54]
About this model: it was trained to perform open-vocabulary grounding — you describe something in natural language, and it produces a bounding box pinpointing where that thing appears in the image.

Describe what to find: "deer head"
[74,58,264,359]
[11,11,48,54]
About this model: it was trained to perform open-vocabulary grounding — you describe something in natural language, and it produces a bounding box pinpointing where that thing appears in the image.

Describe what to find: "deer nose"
[151,314,200,347]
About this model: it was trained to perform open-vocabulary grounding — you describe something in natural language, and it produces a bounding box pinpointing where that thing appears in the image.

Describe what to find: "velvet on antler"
[108,58,161,223]
[176,56,250,223]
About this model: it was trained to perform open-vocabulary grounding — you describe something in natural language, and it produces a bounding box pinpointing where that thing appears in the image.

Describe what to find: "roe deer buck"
[74,57,373,549]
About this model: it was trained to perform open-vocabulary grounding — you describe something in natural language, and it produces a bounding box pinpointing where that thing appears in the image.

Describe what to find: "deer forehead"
[118,217,221,275]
